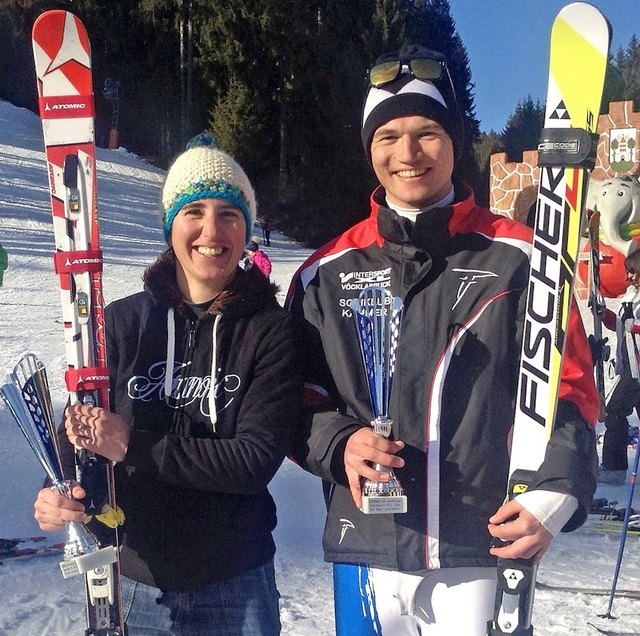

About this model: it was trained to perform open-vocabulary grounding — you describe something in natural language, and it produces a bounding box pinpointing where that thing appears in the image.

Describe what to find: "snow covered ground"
[0,99,639,635]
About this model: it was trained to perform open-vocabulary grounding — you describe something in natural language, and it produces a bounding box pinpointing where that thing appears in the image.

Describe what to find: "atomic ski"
[488,4,610,635]
[31,10,125,635]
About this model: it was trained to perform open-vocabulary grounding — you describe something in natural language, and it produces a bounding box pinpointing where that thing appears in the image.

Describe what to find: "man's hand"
[487,498,553,563]
[344,427,405,510]
[65,404,131,462]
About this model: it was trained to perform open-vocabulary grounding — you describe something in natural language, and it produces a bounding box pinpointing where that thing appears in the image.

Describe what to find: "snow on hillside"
[0,99,639,635]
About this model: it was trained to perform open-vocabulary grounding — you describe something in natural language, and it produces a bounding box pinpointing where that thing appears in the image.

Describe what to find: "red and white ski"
[32,10,125,635]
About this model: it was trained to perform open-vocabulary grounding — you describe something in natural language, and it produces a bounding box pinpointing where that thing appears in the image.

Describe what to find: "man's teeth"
[197,246,223,256]
[396,169,426,178]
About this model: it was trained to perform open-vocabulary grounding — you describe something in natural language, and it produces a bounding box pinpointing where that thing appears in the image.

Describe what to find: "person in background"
[0,240,7,286]
[247,237,272,279]
[260,217,273,246]
[287,44,598,635]
[33,133,304,636]
[597,249,640,486]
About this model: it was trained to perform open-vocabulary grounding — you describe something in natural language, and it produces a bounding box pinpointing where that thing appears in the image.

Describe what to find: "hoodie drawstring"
[165,307,176,399]
[209,314,221,429]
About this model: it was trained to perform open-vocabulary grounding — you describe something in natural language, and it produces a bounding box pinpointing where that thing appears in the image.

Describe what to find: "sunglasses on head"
[627,268,637,275]
[368,58,444,87]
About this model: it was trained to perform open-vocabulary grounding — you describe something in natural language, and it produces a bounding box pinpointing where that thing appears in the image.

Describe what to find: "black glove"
[588,334,610,365]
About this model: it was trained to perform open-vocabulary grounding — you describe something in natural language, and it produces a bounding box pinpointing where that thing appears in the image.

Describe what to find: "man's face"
[370,114,454,209]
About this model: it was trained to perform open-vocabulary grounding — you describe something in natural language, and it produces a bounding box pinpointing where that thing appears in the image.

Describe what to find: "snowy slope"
[0,99,638,635]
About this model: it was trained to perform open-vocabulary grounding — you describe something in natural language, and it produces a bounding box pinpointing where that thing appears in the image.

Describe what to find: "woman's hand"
[65,404,131,462]
[34,483,86,531]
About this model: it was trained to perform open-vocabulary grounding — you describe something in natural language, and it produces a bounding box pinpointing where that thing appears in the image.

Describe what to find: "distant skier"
[260,217,273,246]
[0,241,7,286]
[246,237,272,279]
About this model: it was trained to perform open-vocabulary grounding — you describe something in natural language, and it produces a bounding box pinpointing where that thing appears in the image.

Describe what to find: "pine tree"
[502,96,544,162]
[619,36,640,107]
[600,35,640,114]
[0,0,484,245]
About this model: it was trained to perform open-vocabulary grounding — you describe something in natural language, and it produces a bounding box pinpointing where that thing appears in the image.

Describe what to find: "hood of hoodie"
[142,249,280,318]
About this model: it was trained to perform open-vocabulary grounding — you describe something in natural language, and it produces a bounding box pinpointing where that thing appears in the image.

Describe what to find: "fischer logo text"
[517,166,574,426]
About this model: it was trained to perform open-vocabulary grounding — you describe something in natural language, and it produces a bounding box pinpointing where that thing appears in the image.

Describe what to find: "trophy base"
[361,494,407,515]
[59,545,117,579]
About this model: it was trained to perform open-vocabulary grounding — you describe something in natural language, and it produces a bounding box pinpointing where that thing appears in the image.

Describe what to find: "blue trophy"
[349,287,407,514]
[0,353,117,579]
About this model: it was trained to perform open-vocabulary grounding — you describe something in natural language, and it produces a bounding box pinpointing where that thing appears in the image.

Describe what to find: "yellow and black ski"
[488,3,611,635]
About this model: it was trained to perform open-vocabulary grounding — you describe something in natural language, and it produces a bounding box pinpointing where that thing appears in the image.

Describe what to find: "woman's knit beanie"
[159,133,257,243]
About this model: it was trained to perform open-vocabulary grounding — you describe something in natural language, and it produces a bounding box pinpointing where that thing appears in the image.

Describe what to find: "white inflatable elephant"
[587,175,640,256]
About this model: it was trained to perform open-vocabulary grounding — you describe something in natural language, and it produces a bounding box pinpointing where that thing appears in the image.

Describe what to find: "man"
[287,45,599,635]
[260,217,272,246]
[598,249,640,485]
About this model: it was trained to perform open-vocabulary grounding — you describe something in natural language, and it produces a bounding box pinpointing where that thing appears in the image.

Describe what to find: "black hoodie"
[97,252,304,590]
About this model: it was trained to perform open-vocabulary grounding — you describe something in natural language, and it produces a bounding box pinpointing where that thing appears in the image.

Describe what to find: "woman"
[246,237,272,278]
[33,134,304,635]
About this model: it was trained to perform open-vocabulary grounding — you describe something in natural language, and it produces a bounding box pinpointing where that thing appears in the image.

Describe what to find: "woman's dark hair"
[624,249,640,275]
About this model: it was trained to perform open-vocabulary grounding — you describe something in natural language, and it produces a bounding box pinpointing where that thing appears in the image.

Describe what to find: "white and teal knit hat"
[160,133,257,243]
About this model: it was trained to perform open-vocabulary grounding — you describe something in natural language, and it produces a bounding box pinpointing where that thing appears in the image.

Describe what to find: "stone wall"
[489,100,639,220]
[488,100,640,297]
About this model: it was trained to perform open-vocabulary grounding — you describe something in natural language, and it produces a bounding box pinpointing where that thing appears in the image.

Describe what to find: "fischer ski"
[32,10,125,635]
[488,4,610,635]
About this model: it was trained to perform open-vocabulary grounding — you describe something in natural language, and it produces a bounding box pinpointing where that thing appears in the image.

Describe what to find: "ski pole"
[599,437,640,619]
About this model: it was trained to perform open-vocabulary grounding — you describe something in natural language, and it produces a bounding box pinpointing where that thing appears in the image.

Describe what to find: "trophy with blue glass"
[349,286,407,514]
[0,353,117,578]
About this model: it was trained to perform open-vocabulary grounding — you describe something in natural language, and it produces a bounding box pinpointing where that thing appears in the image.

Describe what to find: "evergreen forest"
[1,1,639,245]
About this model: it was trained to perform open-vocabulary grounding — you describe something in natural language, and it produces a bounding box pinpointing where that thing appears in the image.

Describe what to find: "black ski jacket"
[66,253,304,590]
[287,184,599,572]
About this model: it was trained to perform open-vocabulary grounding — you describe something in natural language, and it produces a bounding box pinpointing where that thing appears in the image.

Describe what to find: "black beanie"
[361,44,464,164]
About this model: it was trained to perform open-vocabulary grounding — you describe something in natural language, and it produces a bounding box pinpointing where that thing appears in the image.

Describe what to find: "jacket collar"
[369,180,477,257]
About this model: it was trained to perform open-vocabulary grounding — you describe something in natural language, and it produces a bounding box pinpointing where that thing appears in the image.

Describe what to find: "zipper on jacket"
[173,317,199,429]
[187,320,196,351]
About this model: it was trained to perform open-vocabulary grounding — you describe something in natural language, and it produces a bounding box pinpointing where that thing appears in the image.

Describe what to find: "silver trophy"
[349,287,407,514]
[0,353,117,578]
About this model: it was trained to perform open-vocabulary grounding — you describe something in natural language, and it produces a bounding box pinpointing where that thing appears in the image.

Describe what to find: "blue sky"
[448,1,637,132]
